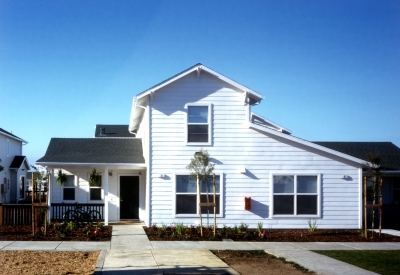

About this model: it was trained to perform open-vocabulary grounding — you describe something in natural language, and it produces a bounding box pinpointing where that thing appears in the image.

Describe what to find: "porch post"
[104,168,109,225]
[47,168,53,221]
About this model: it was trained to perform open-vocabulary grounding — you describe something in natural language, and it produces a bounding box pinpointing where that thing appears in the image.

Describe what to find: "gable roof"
[36,138,145,166]
[129,63,265,133]
[0,128,28,144]
[9,156,29,170]
[313,142,400,170]
[94,124,133,138]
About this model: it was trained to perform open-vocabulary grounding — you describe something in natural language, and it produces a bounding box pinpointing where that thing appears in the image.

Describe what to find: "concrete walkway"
[1,223,400,275]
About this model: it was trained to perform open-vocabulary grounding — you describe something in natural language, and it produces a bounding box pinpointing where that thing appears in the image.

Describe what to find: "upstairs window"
[187,105,211,144]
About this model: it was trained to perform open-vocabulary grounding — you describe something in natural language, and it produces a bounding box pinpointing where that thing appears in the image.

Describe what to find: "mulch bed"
[144,227,400,242]
[0,225,112,241]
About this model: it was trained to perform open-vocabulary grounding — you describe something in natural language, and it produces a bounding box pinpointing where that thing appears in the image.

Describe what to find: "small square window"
[63,188,75,200]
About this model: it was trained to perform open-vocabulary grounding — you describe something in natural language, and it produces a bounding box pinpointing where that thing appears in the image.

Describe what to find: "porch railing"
[51,203,104,222]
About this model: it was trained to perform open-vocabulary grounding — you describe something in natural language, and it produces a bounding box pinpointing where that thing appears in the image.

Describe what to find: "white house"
[0,128,29,203]
[38,64,389,229]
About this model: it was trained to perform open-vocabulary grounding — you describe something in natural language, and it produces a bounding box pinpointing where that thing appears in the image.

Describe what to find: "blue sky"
[1,0,399,166]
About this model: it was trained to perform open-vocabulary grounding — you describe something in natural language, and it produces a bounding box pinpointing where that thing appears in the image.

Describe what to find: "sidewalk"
[1,223,399,274]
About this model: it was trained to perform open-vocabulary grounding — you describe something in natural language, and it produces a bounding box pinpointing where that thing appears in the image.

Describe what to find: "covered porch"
[36,137,147,225]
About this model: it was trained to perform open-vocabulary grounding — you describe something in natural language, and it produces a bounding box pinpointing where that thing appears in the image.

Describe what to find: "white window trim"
[62,173,77,202]
[270,172,321,218]
[184,103,212,146]
[173,173,224,218]
[88,173,103,202]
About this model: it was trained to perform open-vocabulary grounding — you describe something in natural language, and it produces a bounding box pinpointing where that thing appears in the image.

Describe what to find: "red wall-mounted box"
[244,197,251,210]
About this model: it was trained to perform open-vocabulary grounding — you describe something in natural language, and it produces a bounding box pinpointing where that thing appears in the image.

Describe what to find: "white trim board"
[248,122,367,166]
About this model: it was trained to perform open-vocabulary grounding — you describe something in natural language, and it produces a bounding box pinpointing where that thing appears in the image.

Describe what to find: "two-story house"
[37,64,400,229]
[0,128,29,203]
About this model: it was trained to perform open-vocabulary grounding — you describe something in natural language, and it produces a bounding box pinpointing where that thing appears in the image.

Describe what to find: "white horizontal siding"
[148,70,361,229]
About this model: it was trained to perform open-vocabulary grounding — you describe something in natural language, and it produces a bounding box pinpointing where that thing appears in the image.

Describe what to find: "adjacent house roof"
[94,124,133,138]
[313,142,400,170]
[36,138,145,165]
[9,156,29,169]
[129,63,265,133]
[0,128,28,144]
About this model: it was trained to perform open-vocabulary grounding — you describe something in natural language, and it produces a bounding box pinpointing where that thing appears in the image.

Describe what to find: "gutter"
[35,162,147,167]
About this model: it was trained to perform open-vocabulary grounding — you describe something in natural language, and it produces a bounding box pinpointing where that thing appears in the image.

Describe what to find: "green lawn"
[313,250,400,275]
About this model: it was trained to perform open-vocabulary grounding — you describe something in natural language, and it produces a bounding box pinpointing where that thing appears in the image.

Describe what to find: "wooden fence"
[0,204,32,225]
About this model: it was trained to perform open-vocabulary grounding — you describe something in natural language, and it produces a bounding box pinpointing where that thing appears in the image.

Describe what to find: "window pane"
[63,188,75,200]
[188,106,208,123]
[297,195,318,215]
[90,189,102,200]
[176,194,196,214]
[188,125,208,142]
[273,176,294,193]
[393,189,400,204]
[273,195,294,214]
[64,175,74,187]
[200,195,220,214]
[297,176,317,193]
[200,175,220,193]
[176,175,197,193]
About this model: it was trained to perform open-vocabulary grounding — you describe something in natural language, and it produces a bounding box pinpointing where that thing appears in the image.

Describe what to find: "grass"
[313,250,400,275]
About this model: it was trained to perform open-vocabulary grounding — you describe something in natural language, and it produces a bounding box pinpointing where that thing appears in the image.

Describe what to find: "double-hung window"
[186,105,211,144]
[89,175,102,201]
[272,174,320,216]
[63,175,75,201]
[175,175,221,216]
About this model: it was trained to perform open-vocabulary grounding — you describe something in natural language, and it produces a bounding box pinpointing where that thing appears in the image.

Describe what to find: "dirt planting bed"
[0,224,112,241]
[144,226,400,242]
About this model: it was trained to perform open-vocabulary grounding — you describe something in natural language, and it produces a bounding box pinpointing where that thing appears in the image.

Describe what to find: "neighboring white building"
[38,64,399,229]
[0,128,29,203]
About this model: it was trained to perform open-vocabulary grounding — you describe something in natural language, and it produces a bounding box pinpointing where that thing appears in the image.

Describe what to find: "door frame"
[118,174,141,220]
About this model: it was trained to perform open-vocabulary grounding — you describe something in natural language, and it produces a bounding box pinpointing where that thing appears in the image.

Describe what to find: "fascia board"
[251,112,292,134]
[136,65,264,101]
[200,66,264,100]
[0,131,28,144]
[248,122,366,165]
[36,162,147,167]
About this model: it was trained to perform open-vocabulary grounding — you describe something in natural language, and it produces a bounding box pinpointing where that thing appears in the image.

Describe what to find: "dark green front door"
[120,176,139,219]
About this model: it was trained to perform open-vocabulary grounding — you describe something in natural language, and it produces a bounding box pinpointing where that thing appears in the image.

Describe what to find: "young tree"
[364,153,383,238]
[186,149,215,236]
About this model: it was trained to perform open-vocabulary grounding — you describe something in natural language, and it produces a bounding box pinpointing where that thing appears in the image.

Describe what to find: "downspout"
[104,167,109,225]
[145,95,152,226]
[359,167,363,229]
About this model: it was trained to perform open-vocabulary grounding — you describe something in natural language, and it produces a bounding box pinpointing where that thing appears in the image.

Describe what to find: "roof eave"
[248,122,366,165]
[136,64,264,102]
[36,162,147,167]
[0,131,28,144]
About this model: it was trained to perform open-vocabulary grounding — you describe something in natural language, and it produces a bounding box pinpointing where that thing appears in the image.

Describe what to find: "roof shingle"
[313,142,400,170]
[36,138,145,164]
